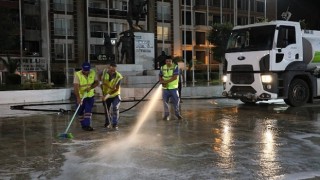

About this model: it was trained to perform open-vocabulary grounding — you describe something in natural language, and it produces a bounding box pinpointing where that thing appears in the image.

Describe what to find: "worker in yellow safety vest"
[73,62,99,131]
[99,63,123,130]
[159,58,183,121]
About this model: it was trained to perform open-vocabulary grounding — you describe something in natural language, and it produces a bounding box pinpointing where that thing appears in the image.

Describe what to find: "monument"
[116,0,154,70]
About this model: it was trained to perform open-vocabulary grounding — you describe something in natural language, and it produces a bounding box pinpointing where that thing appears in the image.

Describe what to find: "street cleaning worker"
[159,57,183,121]
[73,62,99,131]
[99,63,123,130]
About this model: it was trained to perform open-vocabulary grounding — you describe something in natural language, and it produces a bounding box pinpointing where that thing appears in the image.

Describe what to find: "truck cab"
[222,21,320,106]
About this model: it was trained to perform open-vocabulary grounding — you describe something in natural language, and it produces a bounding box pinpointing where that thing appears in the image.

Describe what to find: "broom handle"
[64,94,86,134]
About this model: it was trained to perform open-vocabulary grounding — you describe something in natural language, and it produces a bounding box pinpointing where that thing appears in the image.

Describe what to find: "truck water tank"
[303,30,320,66]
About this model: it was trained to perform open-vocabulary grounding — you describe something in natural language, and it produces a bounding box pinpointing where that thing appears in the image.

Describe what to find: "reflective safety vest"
[161,64,179,89]
[101,69,123,98]
[75,70,96,98]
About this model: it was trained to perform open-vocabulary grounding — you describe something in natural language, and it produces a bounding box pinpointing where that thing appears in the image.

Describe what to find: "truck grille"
[230,86,256,94]
[231,65,254,84]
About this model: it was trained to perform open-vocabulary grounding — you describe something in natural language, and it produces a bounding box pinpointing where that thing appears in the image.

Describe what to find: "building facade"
[0,0,277,83]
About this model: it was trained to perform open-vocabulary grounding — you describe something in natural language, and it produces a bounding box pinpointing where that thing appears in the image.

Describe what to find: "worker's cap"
[109,63,117,67]
[82,62,91,71]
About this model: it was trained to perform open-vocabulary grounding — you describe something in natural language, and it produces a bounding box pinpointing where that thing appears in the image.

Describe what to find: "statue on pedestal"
[127,0,148,31]
[116,31,134,64]
[116,0,148,64]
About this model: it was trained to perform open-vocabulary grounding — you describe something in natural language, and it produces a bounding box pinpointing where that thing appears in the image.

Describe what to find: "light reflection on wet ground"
[1,99,320,179]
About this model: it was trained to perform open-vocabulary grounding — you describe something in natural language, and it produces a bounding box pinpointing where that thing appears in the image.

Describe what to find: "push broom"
[58,94,86,139]
[102,94,112,128]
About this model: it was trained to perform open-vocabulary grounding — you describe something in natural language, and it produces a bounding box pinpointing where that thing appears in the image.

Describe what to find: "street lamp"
[65,1,69,85]
[19,0,23,83]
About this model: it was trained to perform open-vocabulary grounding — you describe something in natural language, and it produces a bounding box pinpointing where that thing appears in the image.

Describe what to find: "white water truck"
[222,20,320,106]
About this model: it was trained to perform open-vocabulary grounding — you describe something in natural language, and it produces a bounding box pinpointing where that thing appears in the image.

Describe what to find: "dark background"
[277,0,320,30]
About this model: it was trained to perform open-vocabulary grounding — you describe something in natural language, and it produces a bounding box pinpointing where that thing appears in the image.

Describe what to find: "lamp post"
[45,0,51,84]
[19,0,23,82]
[183,0,187,85]
[87,0,90,63]
[191,0,195,85]
[264,0,267,21]
[220,0,222,23]
[65,1,69,85]
[161,0,164,51]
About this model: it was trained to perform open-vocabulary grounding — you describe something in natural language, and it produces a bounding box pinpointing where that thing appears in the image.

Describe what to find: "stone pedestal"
[133,32,155,70]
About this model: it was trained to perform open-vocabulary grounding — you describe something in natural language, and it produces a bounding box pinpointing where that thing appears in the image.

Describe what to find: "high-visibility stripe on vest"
[75,70,96,98]
[161,64,179,89]
[101,69,123,98]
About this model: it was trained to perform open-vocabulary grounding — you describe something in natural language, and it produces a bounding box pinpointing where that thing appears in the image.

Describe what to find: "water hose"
[120,80,159,113]
[10,81,162,114]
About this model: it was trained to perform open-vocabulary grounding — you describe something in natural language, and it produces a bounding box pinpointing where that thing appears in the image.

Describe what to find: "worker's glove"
[103,94,110,101]
[85,87,92,92]
[162,83,168,88]
[76,97,83,105]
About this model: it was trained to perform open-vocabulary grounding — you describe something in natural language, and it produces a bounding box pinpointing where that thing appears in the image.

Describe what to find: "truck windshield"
[226,25,276,52]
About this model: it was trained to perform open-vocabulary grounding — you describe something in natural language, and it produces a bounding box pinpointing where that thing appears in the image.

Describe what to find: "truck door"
[273,25,301,70]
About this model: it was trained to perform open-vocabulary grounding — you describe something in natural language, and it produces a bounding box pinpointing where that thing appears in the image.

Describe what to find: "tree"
[207,23,233,63]
[1,56,21,85]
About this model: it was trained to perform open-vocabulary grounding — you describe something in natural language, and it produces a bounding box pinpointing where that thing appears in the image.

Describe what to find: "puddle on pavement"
[2,99,320,179]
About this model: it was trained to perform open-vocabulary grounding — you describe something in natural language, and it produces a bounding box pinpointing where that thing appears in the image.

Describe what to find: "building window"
[196,51,206,64]
[181,11,191,25]
[90,45,105,60]
[157,26,169,41]
[195,0,206,6]
[237,16,248,25]
[90,23,105,32]
[157,2,171,21]
[196,32,206,45]
[54,18,73,36]
[89,2,102,8]
[24,41,40,56]
[222,0,232,8]
[238,0,248,11]
[54,43,73,60]
[122,1,128,11]
[182,31,192,45]
[256,1,264,13]
[195,12,206,25]
[210,0,220,7]
[53,0,73,12]
[182,0,191,6]
[25,15,40,30]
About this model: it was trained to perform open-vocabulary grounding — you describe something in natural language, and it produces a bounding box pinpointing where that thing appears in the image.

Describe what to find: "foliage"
[255,17,268,23]
[300,19,307,29]
[207,23,233,63]
[5,74,21,85]
[172,56,183,64]
[51,71,66,85]
[21,81,52,90]
[1,56,20,74]
[1,56,21,85]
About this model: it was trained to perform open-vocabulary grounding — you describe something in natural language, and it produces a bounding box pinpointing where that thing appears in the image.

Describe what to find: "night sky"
[277,0,320,30]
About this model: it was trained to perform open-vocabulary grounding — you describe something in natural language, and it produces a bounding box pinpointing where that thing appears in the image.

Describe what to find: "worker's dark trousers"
[162,89,181,117]
[77,97,95,127]
[105,95,121,126]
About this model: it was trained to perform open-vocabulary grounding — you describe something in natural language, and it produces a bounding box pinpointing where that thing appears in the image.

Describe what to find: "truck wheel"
[284,79,309,107]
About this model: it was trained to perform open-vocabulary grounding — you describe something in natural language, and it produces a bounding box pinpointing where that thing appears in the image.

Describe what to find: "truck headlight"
[261,75,272,83]
[222,75,227,83]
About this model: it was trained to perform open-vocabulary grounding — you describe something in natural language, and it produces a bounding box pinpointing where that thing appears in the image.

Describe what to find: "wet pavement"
[1,97,320,180]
